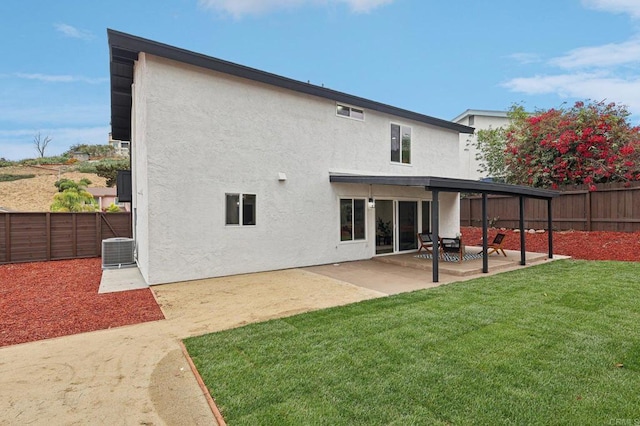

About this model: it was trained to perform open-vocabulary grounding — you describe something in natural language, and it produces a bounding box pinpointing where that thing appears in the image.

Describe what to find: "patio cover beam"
[329,174,559,282]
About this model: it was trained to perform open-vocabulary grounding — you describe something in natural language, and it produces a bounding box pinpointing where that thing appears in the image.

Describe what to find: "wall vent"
[102,237,135,269]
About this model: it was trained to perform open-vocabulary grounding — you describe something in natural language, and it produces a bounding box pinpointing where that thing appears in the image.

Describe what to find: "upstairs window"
[391,123,411,164]
[225,193,256,226]
[337,104,365,120]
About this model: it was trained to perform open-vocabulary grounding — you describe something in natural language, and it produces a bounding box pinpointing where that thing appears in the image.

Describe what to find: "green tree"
[473,105,528,182]
[95,159,130,187]
[54,178,92,192]
[50,179,98,212]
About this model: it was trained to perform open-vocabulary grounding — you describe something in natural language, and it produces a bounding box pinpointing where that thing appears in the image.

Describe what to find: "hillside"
[0,165,107,212]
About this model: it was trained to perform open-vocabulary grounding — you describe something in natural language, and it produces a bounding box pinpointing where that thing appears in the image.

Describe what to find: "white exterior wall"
[457,113,510,180]
[133,53,464,284]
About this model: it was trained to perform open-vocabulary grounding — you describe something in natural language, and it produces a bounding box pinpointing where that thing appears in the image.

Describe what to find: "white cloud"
[343,0,394,13]
[14,73,108,84]
[508,52,543,65]
[550,37,640,69]
[503,1,640,119]
[582,0,640,18]
[54,23,94,40]
[197,0,394,17]
[502,73,640,116]
[0,126,110,161]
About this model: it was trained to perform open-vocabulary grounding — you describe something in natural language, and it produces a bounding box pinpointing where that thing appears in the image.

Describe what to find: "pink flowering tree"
[503,100,640,190]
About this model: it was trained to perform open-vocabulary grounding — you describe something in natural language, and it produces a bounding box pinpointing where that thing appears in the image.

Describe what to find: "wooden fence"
[0,212,132,264]
[461,182,640,232]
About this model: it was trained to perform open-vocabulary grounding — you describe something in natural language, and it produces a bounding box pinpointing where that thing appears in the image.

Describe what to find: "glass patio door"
[375,200,394,254]
[397,201,418,251]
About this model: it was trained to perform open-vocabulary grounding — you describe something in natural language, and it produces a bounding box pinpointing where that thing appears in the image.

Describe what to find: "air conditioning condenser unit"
[102,237,135,269]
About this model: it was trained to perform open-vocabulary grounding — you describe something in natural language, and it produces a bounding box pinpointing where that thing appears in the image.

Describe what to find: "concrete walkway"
[0,254,560,425]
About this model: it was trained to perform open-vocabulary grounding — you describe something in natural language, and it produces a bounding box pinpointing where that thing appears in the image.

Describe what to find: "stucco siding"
[135,54,463,284]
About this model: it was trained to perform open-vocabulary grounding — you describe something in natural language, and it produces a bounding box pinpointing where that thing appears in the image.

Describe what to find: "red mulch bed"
[461,227,640,262]
[0,257,164,347]
[2,229,639,348]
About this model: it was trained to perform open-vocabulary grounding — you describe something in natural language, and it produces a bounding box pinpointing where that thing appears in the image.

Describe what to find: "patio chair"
[417,232,434,254]
[440,237,464,263]
[487,233,507,257]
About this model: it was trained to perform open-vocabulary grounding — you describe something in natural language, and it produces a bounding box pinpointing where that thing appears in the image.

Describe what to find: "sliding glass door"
[375,200,394,254]
[398,201,418,251]
[375,200,430,254]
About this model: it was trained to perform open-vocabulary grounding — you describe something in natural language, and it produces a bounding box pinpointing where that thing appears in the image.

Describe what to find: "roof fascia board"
[107,29,474,134]
[451,109,509,123]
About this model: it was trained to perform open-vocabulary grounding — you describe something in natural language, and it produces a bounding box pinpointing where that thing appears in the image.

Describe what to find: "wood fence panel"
[100,213,131,242]
[461,182,640,232]
[76,214,98,258]
[9,213,48,263]
[50,213,74,259]
[0,212,132,264]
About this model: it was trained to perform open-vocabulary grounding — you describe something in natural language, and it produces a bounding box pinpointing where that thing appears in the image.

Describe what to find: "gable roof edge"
[108,29,474,141]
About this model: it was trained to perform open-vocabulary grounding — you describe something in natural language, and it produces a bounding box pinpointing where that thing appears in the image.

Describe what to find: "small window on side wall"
[340,198,365,241]
[337,103,365,121]
[226,193,256,226]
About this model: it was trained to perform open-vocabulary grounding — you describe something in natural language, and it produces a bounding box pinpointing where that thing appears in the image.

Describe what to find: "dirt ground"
[0,268,384,425]
[0,165,106,211]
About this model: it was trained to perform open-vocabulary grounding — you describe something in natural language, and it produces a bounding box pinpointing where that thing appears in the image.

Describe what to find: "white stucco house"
[108,30,479,285]
[453,109,509,181]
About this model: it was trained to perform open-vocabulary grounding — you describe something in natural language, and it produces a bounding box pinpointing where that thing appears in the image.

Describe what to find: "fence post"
[96,213,102,257]
[46,212,51,261]
[4,213,11,263]
[585,190,592,231]
[72,213,77,258]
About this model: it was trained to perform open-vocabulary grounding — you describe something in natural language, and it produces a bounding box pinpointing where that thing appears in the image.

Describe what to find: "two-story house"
[108,30,477,285]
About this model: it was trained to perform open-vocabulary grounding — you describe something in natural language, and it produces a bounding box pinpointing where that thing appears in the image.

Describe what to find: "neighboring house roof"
[108,29,474,141]
[451,109,508,123]
[87,187,117,197]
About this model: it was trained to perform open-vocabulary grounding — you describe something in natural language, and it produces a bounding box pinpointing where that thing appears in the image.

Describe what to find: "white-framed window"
[336,103,365,121]
[340,198,366,241]
[391,123,411,164]
[225,193,256,226]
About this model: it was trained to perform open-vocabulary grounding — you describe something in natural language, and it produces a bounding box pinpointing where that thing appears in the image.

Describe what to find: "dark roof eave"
[107,29,474,141]
[328,174,560,199]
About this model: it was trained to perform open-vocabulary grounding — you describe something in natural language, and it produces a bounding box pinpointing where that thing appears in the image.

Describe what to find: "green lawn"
[184,260,640,425]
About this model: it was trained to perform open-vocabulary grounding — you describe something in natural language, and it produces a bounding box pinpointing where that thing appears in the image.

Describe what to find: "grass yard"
[184,260,640,425]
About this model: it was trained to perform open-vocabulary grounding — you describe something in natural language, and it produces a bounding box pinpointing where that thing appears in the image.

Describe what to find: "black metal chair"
[440,237,464,262]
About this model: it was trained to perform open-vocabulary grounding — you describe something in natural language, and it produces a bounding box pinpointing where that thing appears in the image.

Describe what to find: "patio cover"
[329,174,559,282]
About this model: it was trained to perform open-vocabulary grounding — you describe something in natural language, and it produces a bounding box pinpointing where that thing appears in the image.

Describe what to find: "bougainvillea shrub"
[504,101,640,190]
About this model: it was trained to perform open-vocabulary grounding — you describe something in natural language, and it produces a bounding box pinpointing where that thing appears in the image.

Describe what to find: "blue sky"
[2,0,640,160]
